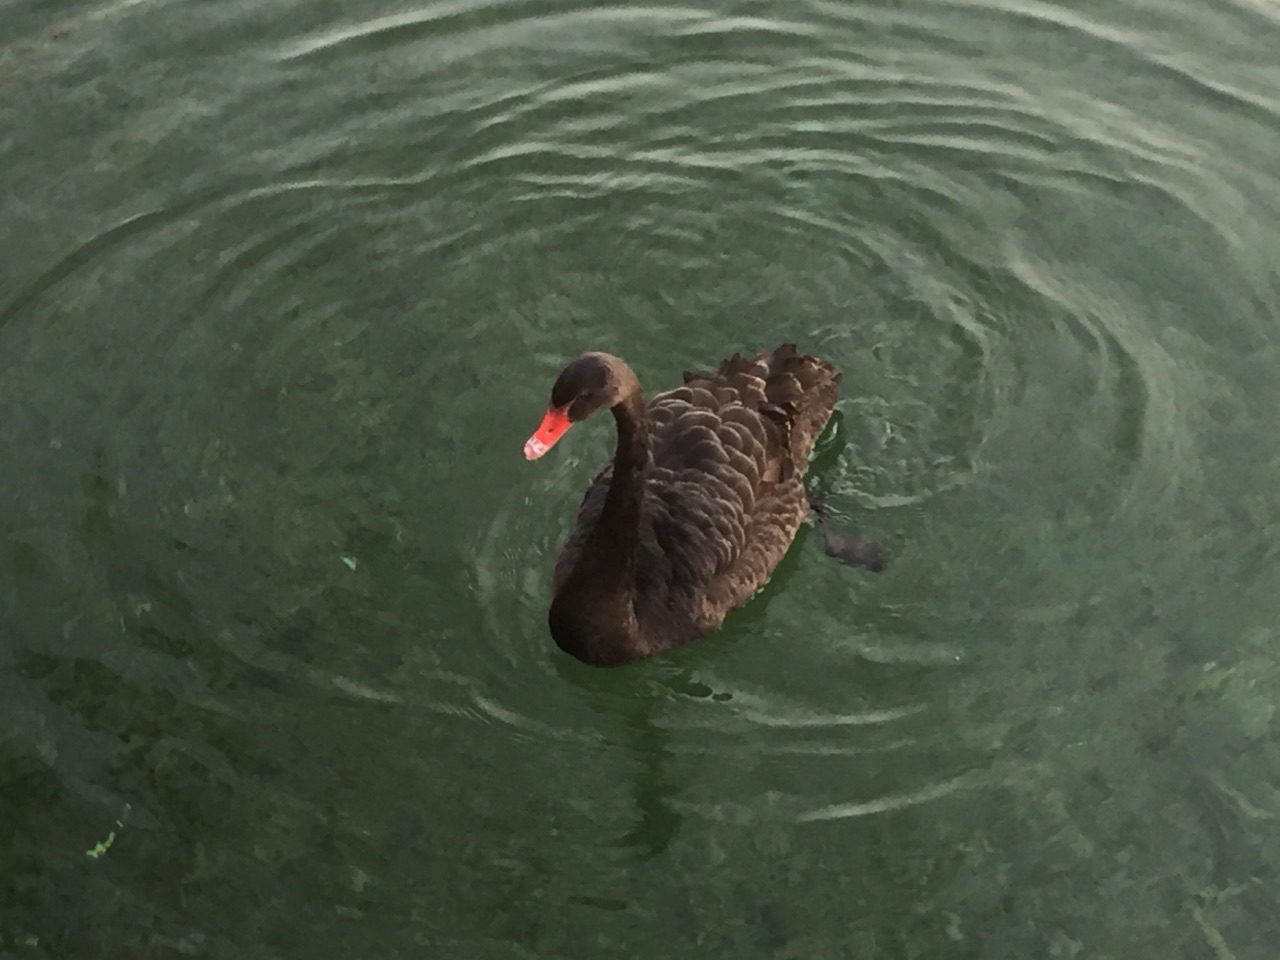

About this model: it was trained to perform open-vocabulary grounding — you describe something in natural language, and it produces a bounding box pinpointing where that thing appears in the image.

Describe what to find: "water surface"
[4,0,1280,956]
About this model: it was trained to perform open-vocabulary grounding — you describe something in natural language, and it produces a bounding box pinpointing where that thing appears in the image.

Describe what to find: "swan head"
[524,352,636,460]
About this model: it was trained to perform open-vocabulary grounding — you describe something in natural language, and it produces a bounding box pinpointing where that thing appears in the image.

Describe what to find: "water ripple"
[278,1,713,61]
[7,0,1280,861]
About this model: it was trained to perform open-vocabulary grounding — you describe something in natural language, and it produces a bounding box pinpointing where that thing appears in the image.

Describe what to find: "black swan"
[524,344,885,666]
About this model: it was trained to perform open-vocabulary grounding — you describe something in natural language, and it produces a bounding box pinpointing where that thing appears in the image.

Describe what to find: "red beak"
[524,406,573,460]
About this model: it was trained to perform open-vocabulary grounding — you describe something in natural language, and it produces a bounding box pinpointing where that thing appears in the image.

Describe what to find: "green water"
[4,0,1280,956]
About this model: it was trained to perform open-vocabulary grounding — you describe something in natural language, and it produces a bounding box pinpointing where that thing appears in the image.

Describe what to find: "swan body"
[525,344,861,666]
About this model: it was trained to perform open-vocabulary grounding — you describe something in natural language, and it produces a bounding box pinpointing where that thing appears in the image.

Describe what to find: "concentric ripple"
[5,0,1275,820]
[4,0,1280,953]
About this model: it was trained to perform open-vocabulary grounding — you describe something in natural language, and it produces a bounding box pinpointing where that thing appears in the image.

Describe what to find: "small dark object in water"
[808,492,889,572]
[822,529,888,571]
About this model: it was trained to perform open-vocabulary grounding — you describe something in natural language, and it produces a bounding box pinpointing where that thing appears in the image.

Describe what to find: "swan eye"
[567,393,600,421]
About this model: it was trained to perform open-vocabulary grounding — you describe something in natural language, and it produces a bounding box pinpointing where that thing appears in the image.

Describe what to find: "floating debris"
[85,830,116,860]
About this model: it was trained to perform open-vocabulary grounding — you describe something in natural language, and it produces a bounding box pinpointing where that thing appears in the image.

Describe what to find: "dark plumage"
[524,344,879,666]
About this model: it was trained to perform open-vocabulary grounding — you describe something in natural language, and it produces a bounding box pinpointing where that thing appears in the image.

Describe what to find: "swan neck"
[548,380,650,664]
[595,384,648,558]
